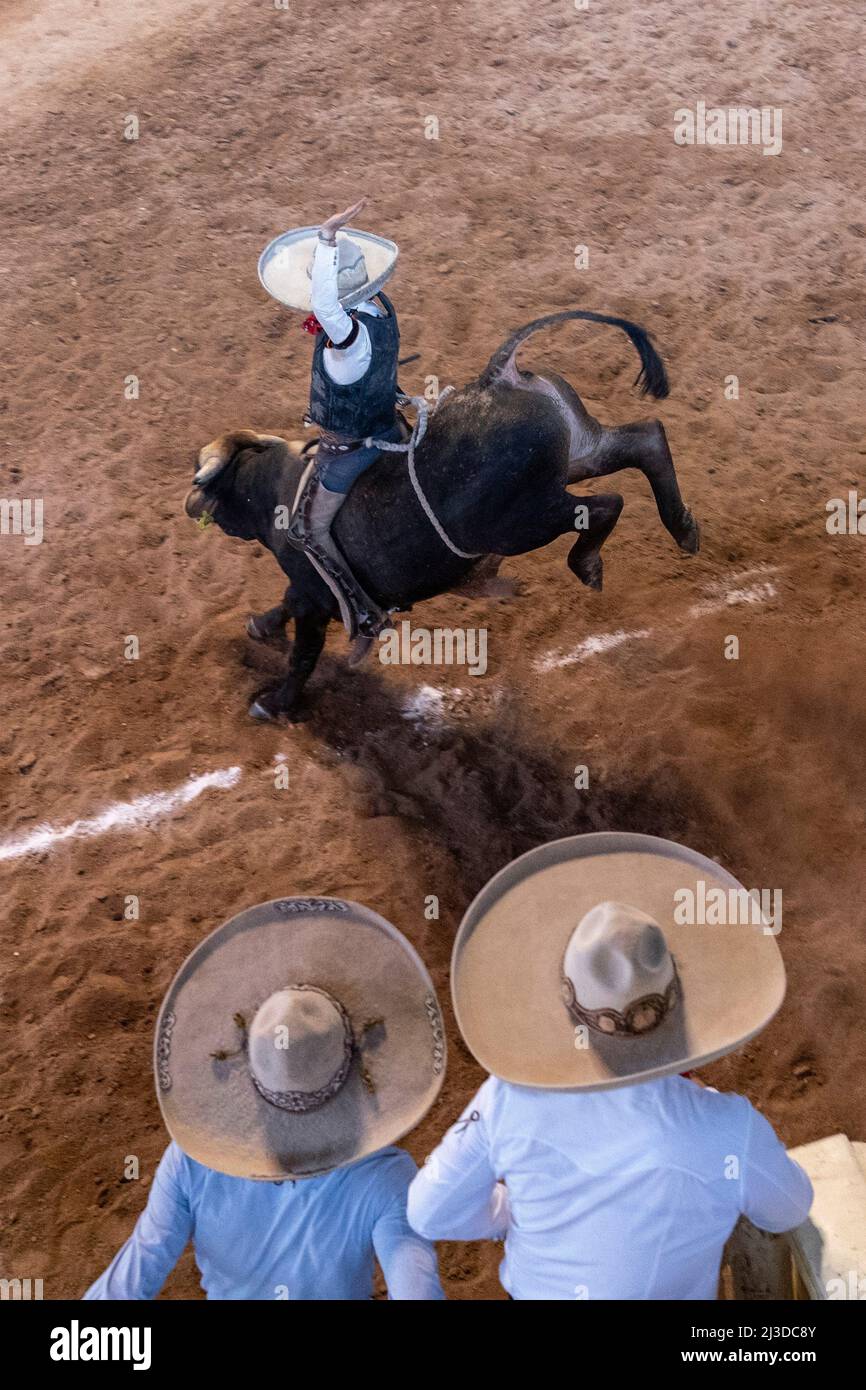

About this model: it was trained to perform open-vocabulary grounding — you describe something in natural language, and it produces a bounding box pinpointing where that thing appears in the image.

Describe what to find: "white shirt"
[310,238,382,386]
[408,1074,813,1301]
[84,1142,443,1301]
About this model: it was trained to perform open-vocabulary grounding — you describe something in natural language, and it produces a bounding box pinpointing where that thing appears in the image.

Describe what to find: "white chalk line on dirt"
[686,575,783,619]
[534,567,782,673]
[402,685,451,725]
[403,569,782,717]
[0,767,242,864]
[534,628,653,674]
[401,682,508,728]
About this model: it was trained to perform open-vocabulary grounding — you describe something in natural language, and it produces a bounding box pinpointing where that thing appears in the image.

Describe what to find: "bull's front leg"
[569,420,699,554]
[249,606,331,722]
[247,584,294,644]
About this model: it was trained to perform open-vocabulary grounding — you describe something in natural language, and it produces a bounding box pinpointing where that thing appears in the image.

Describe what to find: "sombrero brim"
[257,226,399,311]
[452,832,785,1091]
[155,898,445,1179]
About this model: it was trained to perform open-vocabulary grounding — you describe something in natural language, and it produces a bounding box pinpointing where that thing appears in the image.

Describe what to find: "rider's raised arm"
[311,198,367,347]
[310,236,355,346]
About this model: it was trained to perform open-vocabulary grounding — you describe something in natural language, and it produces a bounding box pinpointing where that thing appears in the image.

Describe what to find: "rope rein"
[363,387,482,560]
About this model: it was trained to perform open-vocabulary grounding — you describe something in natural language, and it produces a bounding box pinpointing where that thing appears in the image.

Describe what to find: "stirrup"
[347,611,399,667]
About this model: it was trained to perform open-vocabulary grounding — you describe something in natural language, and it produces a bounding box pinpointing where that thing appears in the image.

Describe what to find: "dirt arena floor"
[1,0,864,1299]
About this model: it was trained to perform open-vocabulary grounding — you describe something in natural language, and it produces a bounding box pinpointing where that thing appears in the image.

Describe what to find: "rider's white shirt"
[310,238,382,386]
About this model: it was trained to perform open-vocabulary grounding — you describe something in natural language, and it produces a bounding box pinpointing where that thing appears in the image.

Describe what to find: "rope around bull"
[362,387,482,560]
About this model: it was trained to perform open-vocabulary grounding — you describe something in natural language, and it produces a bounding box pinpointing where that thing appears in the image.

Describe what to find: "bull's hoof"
[248,685,287,722]
[246,613,289,649]
[677,510,700,555]
[249,687,306,723]
[249,698,279,723]
[247,613,285,643]
[574,551,604,591]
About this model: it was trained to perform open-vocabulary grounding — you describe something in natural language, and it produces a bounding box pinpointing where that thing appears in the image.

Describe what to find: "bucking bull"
[184,309,699,721]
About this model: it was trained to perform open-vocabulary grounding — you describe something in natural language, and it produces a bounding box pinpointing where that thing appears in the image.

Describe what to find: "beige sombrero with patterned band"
[452,832,785,1091]
[155,898,445,1179]
[258,226,399,311]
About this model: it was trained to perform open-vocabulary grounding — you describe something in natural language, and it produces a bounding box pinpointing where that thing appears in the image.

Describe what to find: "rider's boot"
[294,472,390,650]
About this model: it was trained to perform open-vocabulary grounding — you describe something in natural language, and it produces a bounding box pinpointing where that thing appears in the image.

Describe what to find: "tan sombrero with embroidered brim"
[155,897,445,1179]
[452,832,785,1091]
[258,225,399,312]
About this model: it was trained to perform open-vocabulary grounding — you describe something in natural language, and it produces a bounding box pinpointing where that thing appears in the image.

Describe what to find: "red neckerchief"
[302,313,360,350]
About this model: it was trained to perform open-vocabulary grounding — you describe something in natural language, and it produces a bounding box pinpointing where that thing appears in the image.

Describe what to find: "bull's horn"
[193,452,230,486]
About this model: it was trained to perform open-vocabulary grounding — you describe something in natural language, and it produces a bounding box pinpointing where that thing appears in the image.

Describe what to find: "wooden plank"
[788,1134,866,1300]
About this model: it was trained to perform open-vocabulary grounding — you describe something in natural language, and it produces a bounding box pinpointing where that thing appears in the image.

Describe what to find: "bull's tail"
[478,309,670,399]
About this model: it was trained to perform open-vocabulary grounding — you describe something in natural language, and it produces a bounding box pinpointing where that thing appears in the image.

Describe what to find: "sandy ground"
[1,0,864,1299]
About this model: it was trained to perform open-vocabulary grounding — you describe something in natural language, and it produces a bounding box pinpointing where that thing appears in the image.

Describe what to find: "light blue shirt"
[408,1074,813,1300]
[85,1142,443,1301]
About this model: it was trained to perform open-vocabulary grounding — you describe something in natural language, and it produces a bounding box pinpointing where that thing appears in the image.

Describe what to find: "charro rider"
[279,197,403,656]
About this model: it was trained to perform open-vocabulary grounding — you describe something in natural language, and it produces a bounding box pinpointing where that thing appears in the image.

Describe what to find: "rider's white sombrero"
[155,897,445,1179]
[452,832,785,1091]
[258,226,399,312]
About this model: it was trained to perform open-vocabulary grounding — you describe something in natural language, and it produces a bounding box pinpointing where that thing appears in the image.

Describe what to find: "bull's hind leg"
[483,483,624,592]
[568,492,625,591]
[568,420,699,554]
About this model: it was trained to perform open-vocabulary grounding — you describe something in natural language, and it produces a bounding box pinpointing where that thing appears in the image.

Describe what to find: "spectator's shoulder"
[350,1145,417,1198]
[669,1075,753,1135]
[160,1140,189,1178]
[152,1141,200,1202]
[471,1073,502,1115]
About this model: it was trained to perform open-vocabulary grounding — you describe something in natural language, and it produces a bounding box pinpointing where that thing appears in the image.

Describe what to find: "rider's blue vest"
[307,293,400,441]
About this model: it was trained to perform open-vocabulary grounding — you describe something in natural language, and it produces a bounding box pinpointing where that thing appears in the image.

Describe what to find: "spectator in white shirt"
[408,833,813,1300]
